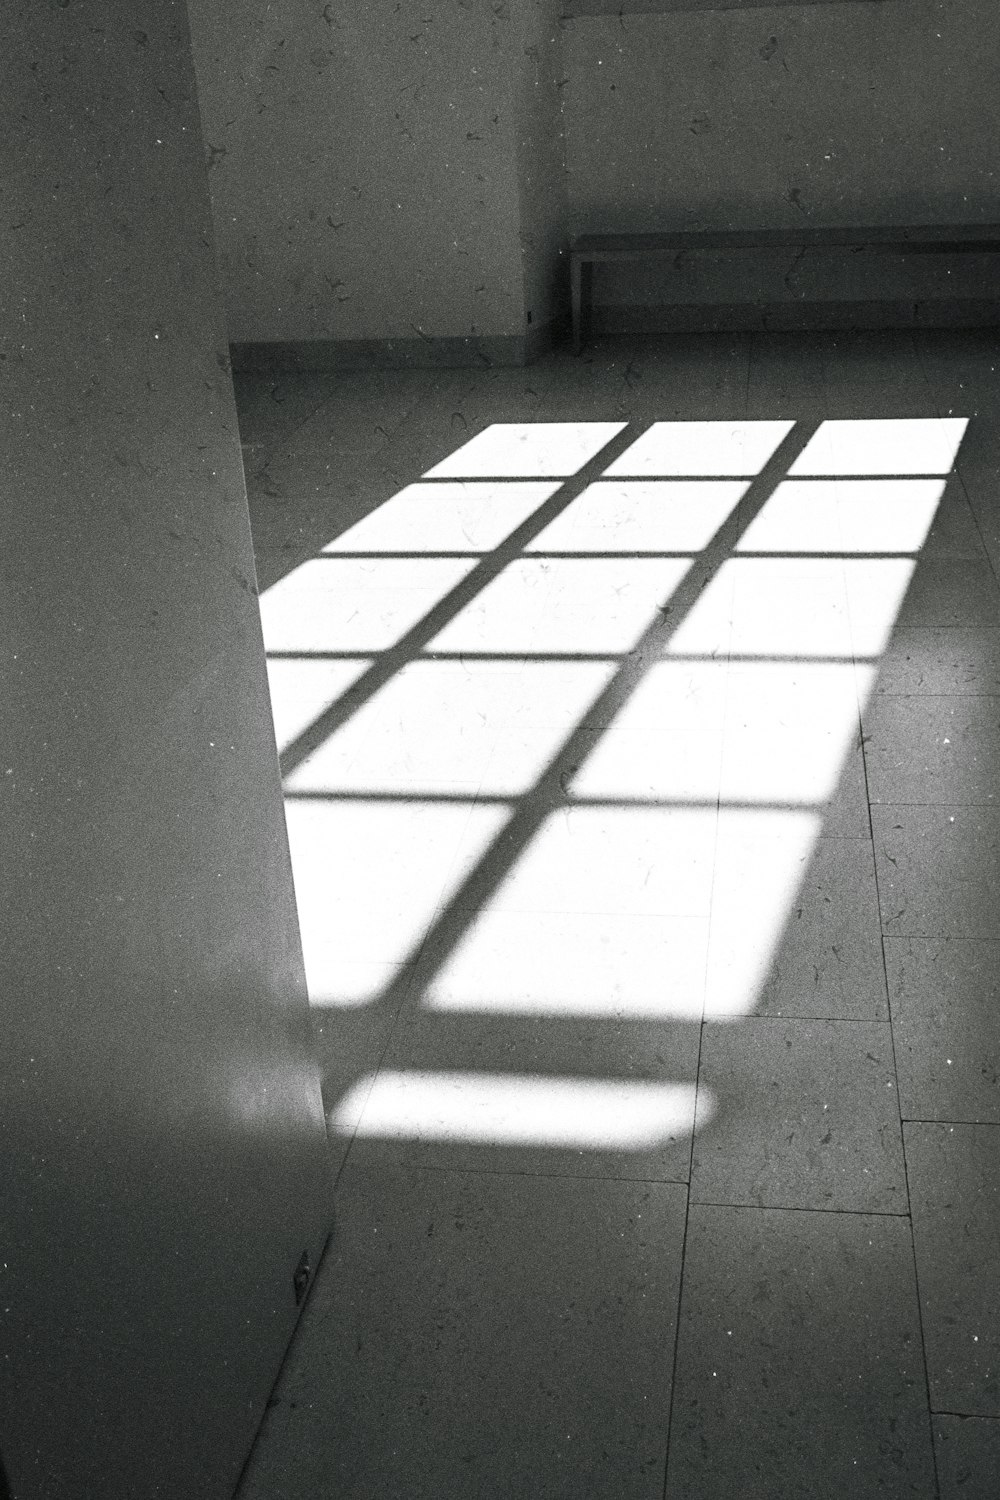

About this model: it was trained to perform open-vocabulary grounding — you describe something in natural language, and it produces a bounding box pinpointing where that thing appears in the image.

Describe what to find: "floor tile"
[751,837,888,1021]
[691,1018,905,1212]
[704,808,824,1020]
[238,1165,687,1500]
[934,1415,1000,1499]
[569,725,724,802]
[872,805,1000,938]
[281,369,444,455]
[922,488,989,559]
[311,992,407,1180]
[323,479,561,554]
[718,658,870,834]
[788,415,967,478]
[525,478,746,553]
[232,372,344,454]
[727,556,855,658]
[425,420,627,479]
[874,629,1000,696]
[603,420,793,479]
[738,477,952,555]
[264,656,372,757]
[745,331,827,418]
[451,802,719,918]
[421,907,710,1020]
[906,1123,1000,1416]
[284,658,605,798]
[886,939,1000,1123]
[577,658,730,733]
[722,718,869,835]
[864,696,1000,805]
[893,558,1000,631]
[259,554,477,654]
[816,331,930,419]
[282,797,507,972]
[665,1205,935,1500]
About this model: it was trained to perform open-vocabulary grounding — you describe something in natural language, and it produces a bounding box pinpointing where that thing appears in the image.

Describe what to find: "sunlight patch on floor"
[260,416,967,1151]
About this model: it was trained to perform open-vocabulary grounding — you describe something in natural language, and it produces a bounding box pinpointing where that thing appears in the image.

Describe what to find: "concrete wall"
[189,0,534,353]
[515,0,571,337]
[0,4,331,1494]
[562,0,1000,322]
[191,0,999,353]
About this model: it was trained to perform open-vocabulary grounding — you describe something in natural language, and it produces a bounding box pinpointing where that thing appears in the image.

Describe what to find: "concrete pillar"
[0,5,331,1495]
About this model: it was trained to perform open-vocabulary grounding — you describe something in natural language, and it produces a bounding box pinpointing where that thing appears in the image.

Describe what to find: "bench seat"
[570,224,1000,352]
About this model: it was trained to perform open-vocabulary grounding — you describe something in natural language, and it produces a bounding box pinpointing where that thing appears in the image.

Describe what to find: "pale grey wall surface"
[563,0,1000,316]
[563,0,1000,234]
[516,0,571,335]
[189,0,528,345]
[0,5,331,1495]
[190,1,998,350]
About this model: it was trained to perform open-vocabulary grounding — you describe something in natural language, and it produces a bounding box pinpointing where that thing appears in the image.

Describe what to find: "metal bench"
[570,224,1000,353]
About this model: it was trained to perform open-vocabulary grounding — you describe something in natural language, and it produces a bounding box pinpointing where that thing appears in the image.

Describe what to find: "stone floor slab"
[874,629,1000,698]
[238,1164,686,1500]
[905,1122,1000,1416]
[665,1205,935,1500]
[752,837,888,1021]
[886,939,1000,1123]
[691,1018,906,1212]
[934,1415,1000,1499]
[864,695,1000,806]
[872,805,1000,938]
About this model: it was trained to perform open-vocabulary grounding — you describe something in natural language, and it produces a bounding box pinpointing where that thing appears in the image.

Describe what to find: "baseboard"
[229,331,536,373]
[589,299,1000,335]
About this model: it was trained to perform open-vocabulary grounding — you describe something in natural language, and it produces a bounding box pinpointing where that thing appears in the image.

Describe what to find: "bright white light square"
[425,909,710,1019]
[844,559,918,655]
[525,480,747,552]
[704,808,822,1017]
[266,656,371,756]
[484,804,718,916]
[738,478,946,555]
[285,658,616,797]
[283,797,508,968]
[570,727,723,802]
[788,417,968,477]
[428,557,689,654]
[259,556,477,653]
[727,558,853,659]
[604,420,794,478]
[322,481,561,554]
[300,956,404,1009]
[338,1071,703,1149]
[602,660,730,733]
[423,422,626,478]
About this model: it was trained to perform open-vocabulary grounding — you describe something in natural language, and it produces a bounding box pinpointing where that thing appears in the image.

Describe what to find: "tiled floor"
[235,330,1000,1499]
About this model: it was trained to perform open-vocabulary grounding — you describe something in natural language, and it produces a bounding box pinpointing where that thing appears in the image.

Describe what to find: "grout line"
[870,800,1000,807]
[688,1199,911,1218]
[872,691,1000,699]
[856,407,945,1491]
[339,1156,694,1187]
[661,1180,691,1500]
[704,1013,892,1025]
[901,1117,1000,1128]
[900,1121,944,1500]
[930,1409,1000,1420]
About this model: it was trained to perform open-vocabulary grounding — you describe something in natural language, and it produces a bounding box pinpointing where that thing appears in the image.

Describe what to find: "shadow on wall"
[252,409,968,1184]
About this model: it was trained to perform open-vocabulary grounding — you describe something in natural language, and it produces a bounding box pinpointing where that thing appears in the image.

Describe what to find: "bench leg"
[571,255,583,355]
